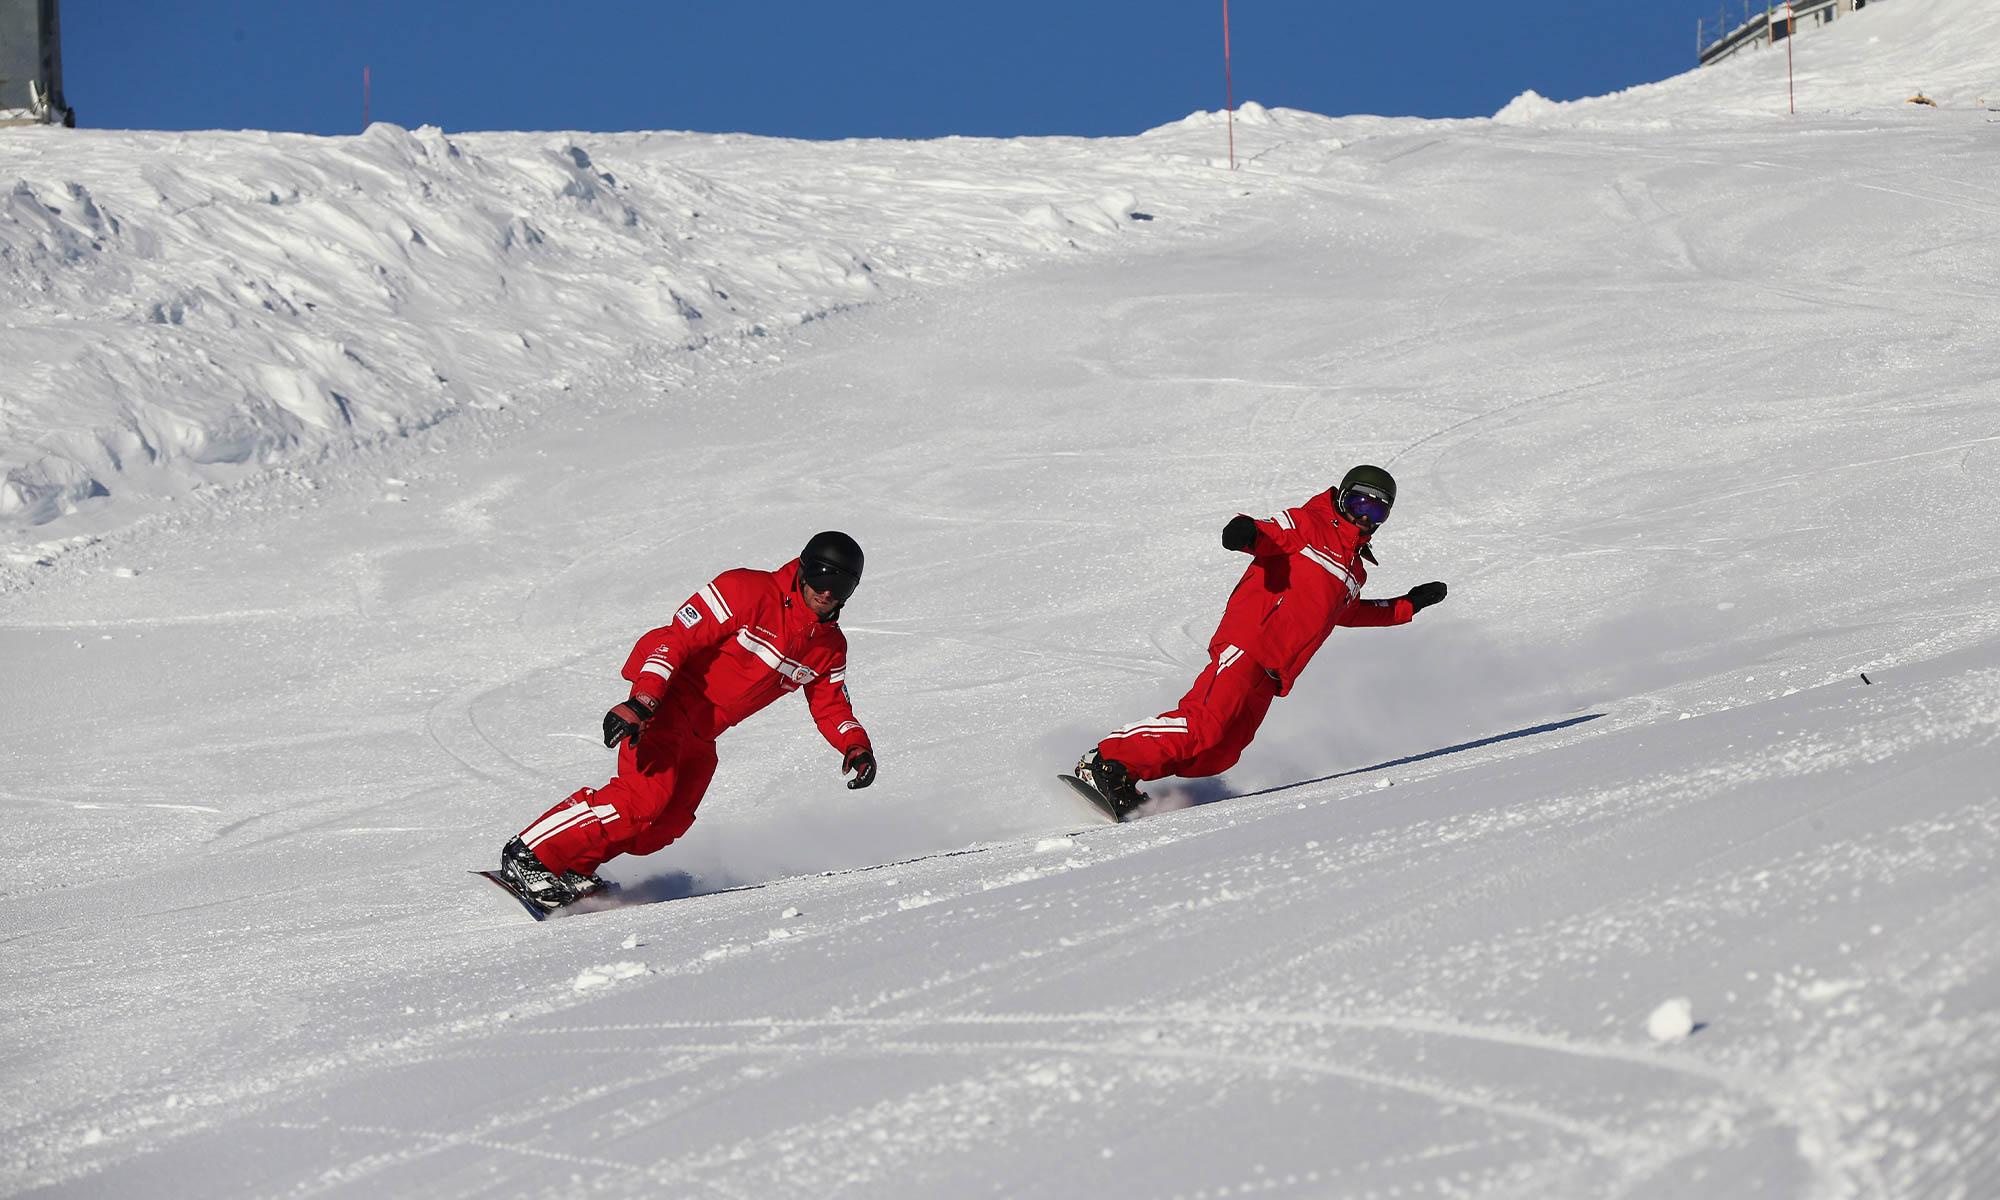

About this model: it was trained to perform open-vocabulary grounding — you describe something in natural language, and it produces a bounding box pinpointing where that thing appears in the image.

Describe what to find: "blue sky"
[66,1,1701,137]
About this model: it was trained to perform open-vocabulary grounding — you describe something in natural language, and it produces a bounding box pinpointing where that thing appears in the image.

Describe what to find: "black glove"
[1406,581,1448,612]
[842,746,877,790]
[1222,514,1257,552]
[602,695,658,748]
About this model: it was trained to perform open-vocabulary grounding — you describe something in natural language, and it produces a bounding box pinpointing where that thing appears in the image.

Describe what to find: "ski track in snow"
[6,1,2000,1196]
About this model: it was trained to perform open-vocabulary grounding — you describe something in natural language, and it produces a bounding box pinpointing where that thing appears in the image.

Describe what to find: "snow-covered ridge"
[5,0,1990,551]
[0,117,1253,534]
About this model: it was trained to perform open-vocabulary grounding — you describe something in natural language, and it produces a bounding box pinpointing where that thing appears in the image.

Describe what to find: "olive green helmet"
[1335,464,1396,527]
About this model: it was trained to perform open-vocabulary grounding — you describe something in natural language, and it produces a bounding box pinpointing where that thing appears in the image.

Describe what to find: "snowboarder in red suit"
[497,531,876,911]
[1076,466,1447,817]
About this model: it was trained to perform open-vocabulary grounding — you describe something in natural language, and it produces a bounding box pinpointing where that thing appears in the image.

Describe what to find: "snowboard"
[1056,772,1128,824]
[472,869,569,921]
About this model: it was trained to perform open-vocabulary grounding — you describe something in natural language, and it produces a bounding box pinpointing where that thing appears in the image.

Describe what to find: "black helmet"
[799,531,864,602]
[1336,464,1396,527]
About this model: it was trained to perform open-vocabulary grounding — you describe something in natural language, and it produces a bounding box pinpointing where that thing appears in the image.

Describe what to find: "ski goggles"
[1341,487,1392,528]
[800,559,859,602]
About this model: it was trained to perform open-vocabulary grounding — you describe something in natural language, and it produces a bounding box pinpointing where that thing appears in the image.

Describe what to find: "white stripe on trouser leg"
[524,795,607,839]
[524,808,593,849]
[1113,719,1188,737]
[524,800,625,853]
[521,799,591,843]
[1218,645,1242,669]
[1114,715,1188,733]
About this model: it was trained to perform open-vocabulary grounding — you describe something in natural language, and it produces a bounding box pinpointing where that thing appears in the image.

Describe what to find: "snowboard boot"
[499,837,581,912]
[562,869,610,900]
[1077,748,1147,818]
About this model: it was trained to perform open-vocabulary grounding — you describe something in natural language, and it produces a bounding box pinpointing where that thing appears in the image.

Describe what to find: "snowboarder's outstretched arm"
[1336,581,1447,627]
[804,658,874,788]
[803,662,867,754]
[1222,506,1313,556]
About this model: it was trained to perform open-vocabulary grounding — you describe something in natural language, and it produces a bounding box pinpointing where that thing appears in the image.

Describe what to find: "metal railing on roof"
[1696,0,1861,65]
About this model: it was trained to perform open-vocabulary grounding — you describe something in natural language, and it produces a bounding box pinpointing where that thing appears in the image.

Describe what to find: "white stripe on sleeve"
[701,582,732,622]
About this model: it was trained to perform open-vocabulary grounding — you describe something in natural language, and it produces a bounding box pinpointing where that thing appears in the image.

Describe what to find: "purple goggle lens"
[1343,490,1391,527]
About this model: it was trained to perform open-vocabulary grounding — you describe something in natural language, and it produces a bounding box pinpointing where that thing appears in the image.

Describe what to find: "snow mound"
[1647,997,1697,1043]
[571,961,649,992]
[1492,88,1563,125]
[0,119,1212,542]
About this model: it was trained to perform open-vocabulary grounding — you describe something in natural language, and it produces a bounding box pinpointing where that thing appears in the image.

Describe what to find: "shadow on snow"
[597,713,1605,911]
[599,843,1006,910]
[1155,712,1607,811]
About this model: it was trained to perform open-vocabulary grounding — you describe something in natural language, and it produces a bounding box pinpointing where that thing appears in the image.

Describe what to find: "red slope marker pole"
[1781,4,1795,114]
[1223,0,1236,170]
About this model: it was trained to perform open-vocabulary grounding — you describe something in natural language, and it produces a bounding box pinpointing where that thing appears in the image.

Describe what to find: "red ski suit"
[1099,491,1414,782]
[521,559,871,876]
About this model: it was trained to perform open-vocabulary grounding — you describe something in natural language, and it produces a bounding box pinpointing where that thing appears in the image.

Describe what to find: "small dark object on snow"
[1861,673,1872,685]
[1128,211,1154,221]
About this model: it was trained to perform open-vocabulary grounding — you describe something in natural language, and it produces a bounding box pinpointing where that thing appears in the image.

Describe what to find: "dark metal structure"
[1698,0,1876,67]
[0,0,70,126]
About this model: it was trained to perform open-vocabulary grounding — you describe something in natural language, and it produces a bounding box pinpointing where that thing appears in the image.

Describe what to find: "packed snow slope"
[4,2,1998,1197]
